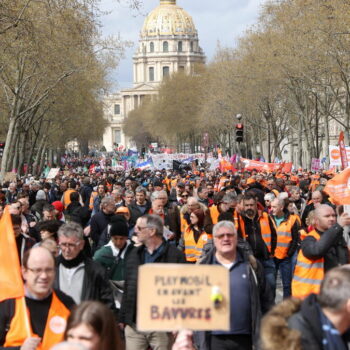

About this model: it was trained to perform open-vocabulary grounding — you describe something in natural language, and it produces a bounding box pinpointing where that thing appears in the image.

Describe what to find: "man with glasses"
[195,221,273,350]
[54,222,116,315]
[119,214,186,350]
[0,246,75,349]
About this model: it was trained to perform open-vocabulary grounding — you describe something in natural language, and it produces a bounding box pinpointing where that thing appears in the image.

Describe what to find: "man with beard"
[236,193,277,296]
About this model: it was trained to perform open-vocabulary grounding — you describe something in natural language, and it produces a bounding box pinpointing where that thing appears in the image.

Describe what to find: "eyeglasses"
[136,226,148,231]
[58,241,81,249]
[215,233,235,240]
[27,267,55,275]
[181,195,189,198]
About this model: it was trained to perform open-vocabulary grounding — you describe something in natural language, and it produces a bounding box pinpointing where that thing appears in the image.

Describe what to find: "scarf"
[58,251,85,268]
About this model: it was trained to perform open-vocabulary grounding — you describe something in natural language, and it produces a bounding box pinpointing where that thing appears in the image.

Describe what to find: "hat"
[52,201,64,213]
[109,216,129,237]
[36,190,46,201]
[153,180,163,188]
[116,206,130,215]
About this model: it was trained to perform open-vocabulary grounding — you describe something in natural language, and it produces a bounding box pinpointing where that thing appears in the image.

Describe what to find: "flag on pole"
[339,131,348,170]
[324,168,350,205]
[0,207,24,301]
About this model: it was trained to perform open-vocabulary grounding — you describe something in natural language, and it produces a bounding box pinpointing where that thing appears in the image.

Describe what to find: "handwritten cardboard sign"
[4,172,17,183]
[137,264,230,331]
[46,168,60,179]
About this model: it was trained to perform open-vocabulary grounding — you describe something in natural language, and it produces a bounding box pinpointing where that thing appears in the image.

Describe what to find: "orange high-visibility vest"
[62,189,76,209]
[209,205,220,225]
[180,212,189,233]
[89,191,98,210]
[238,212,273,253]
[4,292,71,349]
[292,230,324,299]
[184,228,212,262]
[272,214,298,260]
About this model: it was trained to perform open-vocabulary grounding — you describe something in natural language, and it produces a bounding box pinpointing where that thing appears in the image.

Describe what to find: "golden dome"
[141,0,197,37]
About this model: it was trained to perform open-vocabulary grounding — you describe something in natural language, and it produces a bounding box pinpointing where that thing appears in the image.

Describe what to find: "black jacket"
[128,201,151,228]
[194,246,274,350]
[54,258,116,316]
[119,241,186,326]
[301,223,348,272]
[90,211,114,249]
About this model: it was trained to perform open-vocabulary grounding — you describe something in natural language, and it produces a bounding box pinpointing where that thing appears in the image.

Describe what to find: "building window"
[114,130,121,144]
[190,41,194,52]
[150,42,154,53]
[163,41,169,52]
[163,66,170,77]
[114,104,120,115]
[178,41,183,52]
[149,67,155,81]
[179,66,185,72]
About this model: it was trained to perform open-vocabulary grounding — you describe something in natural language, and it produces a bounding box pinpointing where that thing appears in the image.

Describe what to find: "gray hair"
[290,186,300,194]
[151,190,168,202]
[222,193,237,204]
[213,220,236,236]
[143,214,163,237]
[50,342,88,350]
[318,266,350,311]
[101,197,116,207]
[124,189,135,197]
[264,193,275,201]
[135,186,147,195]
[58,222,84,240]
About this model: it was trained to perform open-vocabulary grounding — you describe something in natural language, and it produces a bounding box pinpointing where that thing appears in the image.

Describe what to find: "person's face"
[187,200,199,213]
[9,203,21,215]
[265,199,271,208]
[124,194,134,206]
[157,193,168,206]
[290,190,300,201]
[102,202,116,215]
[111,235,128,250]
[312,192,322,204]
[9,183,16,192]
[22,184,30,192]
[136,192,146,204]
[60,183,67,192]
[43,210,55,221]
[58,235,84,260]
[125,180,132,189]
[13,224,22,237]
[190,213,199,225]
[135,218,152,244]
[198,189,208,200]
[152,199,164,214]
[315,206,336,232]
[271,200,283,216]
[243,199,257,217]
[22,248,55,299]
[266,181,274,189]
[19,198,29,211]
[206,185,214,195]
[214,226,237,256]
[97,185,105,195]
[181,192,189,203]
[40,230,54,241]
[177,186,184,194]
[66,323,101,350]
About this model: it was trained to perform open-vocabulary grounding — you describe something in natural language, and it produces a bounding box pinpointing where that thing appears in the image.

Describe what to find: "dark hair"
[42,204,55,212]
[37,220,63,240]
[17,192,29,199]
[70,191,80,202]
[190,208,205,230]
[11,214,22,226]
[65,301,121,350]
[242,193,256,202]
[43,183,51,190]
[68,180,77,189]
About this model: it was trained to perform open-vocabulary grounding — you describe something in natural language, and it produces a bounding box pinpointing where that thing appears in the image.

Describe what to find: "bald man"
[0,247,75,350]
[292,204,350,299]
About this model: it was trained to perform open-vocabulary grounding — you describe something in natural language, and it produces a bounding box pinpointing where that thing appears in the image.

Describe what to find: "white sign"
[329,145,350,167]
[46,168,60,179]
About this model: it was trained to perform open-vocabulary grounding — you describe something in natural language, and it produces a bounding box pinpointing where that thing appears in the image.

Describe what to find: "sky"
[99,0,267,90]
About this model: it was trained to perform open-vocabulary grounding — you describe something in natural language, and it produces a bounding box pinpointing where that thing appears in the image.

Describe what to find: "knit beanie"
[109,216,129,237]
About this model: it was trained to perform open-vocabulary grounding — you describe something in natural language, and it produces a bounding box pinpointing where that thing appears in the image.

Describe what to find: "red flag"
[339,131,348,170]
[0,207,24,301]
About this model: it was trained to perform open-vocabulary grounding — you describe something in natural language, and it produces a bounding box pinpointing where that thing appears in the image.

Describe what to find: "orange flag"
[324,168,350,205]
[0,207,24,302]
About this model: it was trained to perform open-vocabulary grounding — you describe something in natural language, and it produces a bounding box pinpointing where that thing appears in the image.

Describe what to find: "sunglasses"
[181,195,189,198]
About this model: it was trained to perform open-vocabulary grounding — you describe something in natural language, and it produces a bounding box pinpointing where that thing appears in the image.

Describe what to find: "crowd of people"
[0,165,350,350]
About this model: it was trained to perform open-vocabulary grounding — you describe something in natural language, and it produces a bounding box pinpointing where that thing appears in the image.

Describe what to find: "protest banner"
[329,145,350,167]
[137,264,230,332]
[324,167,350,205]
[4,172,17,183]
[240,158,293,173]
[339,131,349,170]
[46,168,60,179]
[311,158,321,172]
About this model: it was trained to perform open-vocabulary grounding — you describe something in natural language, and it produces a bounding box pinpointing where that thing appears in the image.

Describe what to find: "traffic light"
[0,142,5,157]
[235,124,244,142]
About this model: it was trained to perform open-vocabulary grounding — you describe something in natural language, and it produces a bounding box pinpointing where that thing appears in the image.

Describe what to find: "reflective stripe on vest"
[273,215,298,259]
[239,212,272,253]
[292,230,324,299]
[184,228,212,262]
[4,292,71,349]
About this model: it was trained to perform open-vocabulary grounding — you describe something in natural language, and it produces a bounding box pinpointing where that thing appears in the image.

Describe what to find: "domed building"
[102,0,205,151]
